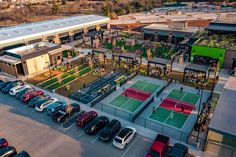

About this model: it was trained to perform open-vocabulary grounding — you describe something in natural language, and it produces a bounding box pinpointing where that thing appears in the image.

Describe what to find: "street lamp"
[46,61,52,90]
[195,82,206,148]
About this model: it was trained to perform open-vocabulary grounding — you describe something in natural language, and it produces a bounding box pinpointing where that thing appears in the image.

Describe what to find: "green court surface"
[150,107,172,122]
[110,95,143,112]
[167,89,186,101]
[131,80,159,93]
[165,112,188,129]
[182,93,199,105]
[149,107,188,129]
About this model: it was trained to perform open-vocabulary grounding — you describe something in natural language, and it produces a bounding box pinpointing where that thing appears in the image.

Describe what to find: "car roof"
[118,128,133,138]
[107,119,120,128]
[151,141,165,153]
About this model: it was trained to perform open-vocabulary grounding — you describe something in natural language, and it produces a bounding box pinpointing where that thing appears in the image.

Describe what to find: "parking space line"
[121,139,138,157]
[91,136,99,144]
[78,132,85,138]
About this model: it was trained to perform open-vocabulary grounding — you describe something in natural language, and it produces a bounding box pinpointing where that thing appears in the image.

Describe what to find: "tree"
[51,2,60,14]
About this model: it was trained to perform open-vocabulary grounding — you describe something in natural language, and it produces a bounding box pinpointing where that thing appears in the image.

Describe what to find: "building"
[0,42,70,77]
[142,21,199,44]
[191,19,236,69]
[205,77,236,157]
[0,15,110,51]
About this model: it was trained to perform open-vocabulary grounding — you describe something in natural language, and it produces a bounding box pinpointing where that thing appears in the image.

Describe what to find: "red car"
[146,134,170,157]
[76,111,98,127]
[0,138,8,149]
[21,90,44,103]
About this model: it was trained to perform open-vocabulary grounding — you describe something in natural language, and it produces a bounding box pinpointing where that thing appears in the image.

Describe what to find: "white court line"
[91,136,99,144]
[120,98,133,108]
[121,139,138,157]
[164,110,174,123]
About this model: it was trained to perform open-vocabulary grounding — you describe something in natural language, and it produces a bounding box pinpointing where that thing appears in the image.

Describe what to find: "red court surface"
[159,98,195,115]
[121,87,151,101]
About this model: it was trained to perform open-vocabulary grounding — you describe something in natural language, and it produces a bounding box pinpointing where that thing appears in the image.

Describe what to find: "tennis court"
[150,107,189,129]
[149,88,200,129]
[167,89,199,105]
[109,80,160,113]
[131,80,160,93]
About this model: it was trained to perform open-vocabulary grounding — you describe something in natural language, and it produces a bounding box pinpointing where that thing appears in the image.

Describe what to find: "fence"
[95,102,133,122]
[135,116,207,150]
[90,86,117,107]
[205,140,236,157]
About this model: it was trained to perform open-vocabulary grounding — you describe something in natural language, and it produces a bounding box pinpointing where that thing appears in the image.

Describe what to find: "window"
[57,56,61,60]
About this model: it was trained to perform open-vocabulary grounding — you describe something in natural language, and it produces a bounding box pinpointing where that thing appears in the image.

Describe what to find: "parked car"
[15,88,34,100]
[0,146,17,157]
[0,138,8,149]
[28,95,51,107]
[9,85,30,96]
[76,111,98,127]
[35,98,57,112]
[70,103,80,112]
[52,105,79,123]
[113,126,136,149]
[2,81,23,93]
[13,151,30,157]
[0,82,11,91]
[84,116,109,135]
[99,119,121,142]
[46,101,67,115]
[21,90,43,103]
[169,143,188,157]
[146,134,170,157]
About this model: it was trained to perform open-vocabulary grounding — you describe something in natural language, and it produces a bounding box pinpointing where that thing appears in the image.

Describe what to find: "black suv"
[84,116,109,135]
[99,119,121,142]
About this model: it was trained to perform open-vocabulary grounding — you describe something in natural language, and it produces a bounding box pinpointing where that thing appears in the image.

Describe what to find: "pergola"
[92,48,110,66]
[183,63,211,84]
[147,57,172,76]
[85,30,104,46]
[118,52,141,72]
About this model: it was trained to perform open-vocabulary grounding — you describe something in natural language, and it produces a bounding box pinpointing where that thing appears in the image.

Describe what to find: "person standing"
[180,86,183,93]
[83,80,86,88]
[125,92,128,99]
[181,106,184,113]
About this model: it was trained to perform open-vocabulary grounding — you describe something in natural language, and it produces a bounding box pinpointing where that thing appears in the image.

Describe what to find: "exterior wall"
[191,45,226,68]
[206,130,236,157]
[23,54,50,75]
[0,61,17,76]
[49,52,62,66]
[223,50,236,69]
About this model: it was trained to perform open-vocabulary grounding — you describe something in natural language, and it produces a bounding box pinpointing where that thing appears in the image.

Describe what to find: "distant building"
[142,21,199,44]
[0,15,110,51]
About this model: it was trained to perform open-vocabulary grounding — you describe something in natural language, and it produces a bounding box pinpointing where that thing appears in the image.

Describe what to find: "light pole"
[195,82,205,148]
[46,61,52,90]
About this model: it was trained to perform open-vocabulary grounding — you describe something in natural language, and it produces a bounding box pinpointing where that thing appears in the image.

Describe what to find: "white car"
[9,84,31,96]
[113,126,136,149]
[35,98,58,112]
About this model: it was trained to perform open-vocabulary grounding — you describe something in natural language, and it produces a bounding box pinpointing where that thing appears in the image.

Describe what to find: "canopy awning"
[148,57,171,66]
[185,63,211,73]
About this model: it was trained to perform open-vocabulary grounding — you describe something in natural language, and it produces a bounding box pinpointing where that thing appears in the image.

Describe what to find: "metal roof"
[148,57,171,65]
[207,22,236,33]
[185,63,211,73]
[209,77,236,137]
[0,55,21,64]
[0,15,109,47]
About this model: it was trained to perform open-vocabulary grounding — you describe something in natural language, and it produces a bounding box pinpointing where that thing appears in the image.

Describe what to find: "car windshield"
[149,150,160,157]
[114,138,122,143]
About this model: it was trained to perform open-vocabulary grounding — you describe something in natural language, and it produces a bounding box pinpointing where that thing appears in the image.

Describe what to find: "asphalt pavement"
[0,93,152,157]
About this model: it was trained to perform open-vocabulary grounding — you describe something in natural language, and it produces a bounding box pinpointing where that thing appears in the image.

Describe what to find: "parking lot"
[0,93,152,157]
